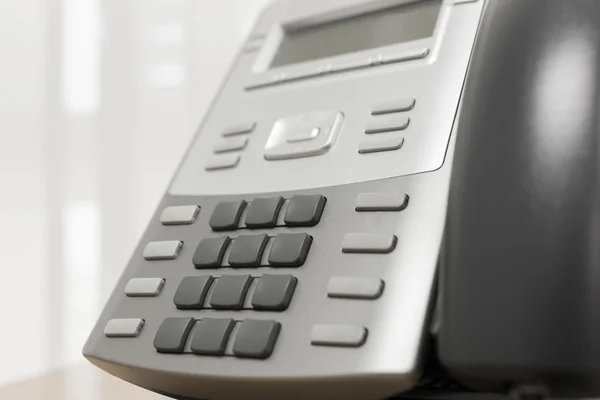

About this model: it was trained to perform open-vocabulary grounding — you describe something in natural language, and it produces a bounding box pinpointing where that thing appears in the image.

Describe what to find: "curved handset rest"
[440,0,600,396]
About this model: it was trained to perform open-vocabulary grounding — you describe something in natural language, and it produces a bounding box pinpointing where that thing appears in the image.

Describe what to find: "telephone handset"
[83,0,600,399]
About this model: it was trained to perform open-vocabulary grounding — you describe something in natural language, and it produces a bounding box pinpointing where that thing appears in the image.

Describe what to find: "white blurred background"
[0,0,270,386]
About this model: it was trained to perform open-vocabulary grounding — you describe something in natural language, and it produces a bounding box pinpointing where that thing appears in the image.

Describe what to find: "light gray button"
[104,318,144,338]
[125,278,165,297]
[371,98,415,116]
[143,241,183,260]
[311,324,367,347]
[342,233,397,254]
[358,136,404,154]
[205,154,240,171]
[382,48,430,64]
[160,205,200,225]
[214,137,248,154]
[327,277,384,299]
[222,122,256,137]
[286,127,320,143]
[365,115,410,134]
[264,111,344,161]
[355,193,409,212]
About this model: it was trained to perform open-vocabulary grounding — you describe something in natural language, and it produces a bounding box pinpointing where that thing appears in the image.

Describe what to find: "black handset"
[440,0,600,397]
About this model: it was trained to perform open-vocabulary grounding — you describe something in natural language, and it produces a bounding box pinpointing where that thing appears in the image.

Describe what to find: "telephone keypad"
[173,276,215,310]
[283,194,326,227]
[154,317,196,354]
[193,236,231,268]
[209,274,254,310]
[232,319,281,359]
[210,200,247,231]
[143,240,183,260]
[190,318,235,356]
[244,196,285,228]
[267,233,312,267]
[251,274,297,311]
[228,234,270,267]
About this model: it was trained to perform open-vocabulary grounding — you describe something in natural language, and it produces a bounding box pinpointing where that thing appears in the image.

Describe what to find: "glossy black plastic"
[440,0,600,396]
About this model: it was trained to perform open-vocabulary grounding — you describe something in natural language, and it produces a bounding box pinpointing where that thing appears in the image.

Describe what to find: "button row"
[210,194,326,231]
[174,274,297,311]
[154,317,280,359]
[194,232,312,269]
[104,317,367,351]
[359,97,415,154]
[206,122,257,171]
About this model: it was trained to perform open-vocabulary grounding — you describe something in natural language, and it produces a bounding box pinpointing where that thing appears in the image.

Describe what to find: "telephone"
[83,0,600,399]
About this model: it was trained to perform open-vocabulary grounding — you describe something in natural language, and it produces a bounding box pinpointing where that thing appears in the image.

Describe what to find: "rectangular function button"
[160,205,200,225]
[205,154,240,171]
[124,278,165,297]
[311,324,367,347]
[365,115,410,134]
[327,277,384,300]
[342,233,397,254]
[214,137,248,154]
[222,122,256,137]
[358,136,404,154]
[355,193,409,212]
[143,241,183,260]
[104,318,144,338]
[371,98,415,115]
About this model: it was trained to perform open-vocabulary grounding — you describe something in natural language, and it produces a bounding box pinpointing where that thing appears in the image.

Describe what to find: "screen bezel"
[249,0,454,86]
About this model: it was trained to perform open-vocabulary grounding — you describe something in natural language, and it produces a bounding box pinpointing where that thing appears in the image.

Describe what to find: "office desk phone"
[84,1,600,399]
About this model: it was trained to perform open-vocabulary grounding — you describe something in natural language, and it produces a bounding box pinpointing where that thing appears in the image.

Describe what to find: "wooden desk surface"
[0,363,167,400]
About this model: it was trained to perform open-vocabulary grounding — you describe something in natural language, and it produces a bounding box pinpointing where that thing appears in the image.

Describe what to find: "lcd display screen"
[270,0,442,68]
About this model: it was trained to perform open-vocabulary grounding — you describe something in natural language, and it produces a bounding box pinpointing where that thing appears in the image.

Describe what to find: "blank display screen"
[270,0,442,68]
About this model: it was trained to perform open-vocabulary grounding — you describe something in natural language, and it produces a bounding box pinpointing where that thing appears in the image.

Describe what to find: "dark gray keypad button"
[154,317,195,353]
[173,276,215,310]
[233,319,281,359]
[209,274,253,310]
[193,237,231,268]
[252,274,297,311]
[210,200,247,231]
[284,195,326,227]
[228,234,269,267]
[244,197,284,228]
[268,233,312,267]
[190,318,235,356]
